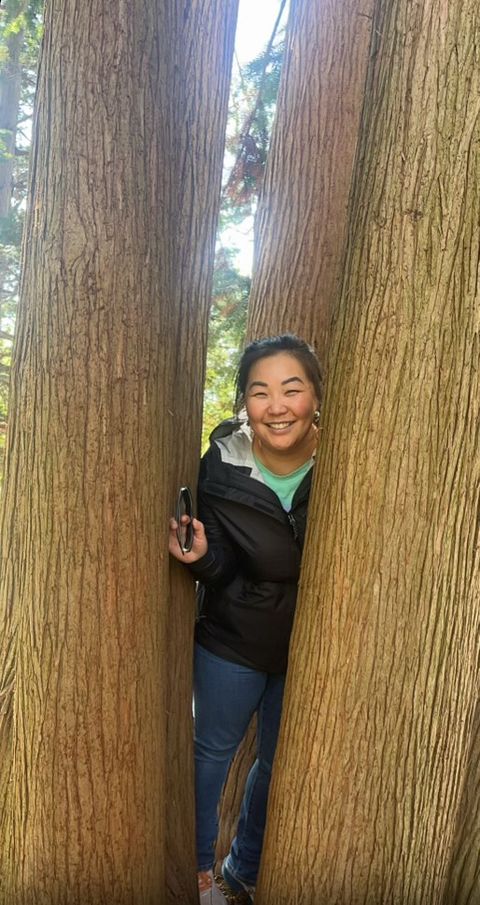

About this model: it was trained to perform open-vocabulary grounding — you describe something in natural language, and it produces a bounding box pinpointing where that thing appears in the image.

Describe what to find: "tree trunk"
[0,2,237,903]
[164,4,239,899]
[216,0,375,864]
[215,716,257,867]
[442,698,480,904]
[256,0,480,901]
[247,0,374,362]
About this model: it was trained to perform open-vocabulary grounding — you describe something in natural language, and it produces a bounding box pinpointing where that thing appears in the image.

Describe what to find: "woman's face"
[245,352,318,456]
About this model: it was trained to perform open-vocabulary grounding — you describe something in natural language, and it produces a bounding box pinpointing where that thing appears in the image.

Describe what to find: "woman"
[169,334,322,905]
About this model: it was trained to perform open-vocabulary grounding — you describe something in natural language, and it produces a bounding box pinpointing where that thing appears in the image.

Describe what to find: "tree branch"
[223,0,288,201]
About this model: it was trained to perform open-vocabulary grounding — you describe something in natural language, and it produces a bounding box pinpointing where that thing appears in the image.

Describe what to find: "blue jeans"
[194,642,285,884]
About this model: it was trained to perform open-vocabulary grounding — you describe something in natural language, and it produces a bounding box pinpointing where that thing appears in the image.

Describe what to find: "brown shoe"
[198,870,229,905]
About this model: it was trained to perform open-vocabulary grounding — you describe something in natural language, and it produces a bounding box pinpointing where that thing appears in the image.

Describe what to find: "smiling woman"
[242,349,321,473]
[169,333,322,904]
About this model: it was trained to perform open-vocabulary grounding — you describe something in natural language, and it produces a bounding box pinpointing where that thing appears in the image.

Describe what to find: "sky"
[235,0,287,65]
[222,0,289,274]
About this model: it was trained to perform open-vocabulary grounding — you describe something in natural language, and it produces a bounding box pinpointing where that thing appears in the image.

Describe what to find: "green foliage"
[2,12,27,36]
[202,248,250,447]
[203,9,286,446]
[0,0,43,477]
[223,27,284,217]
[0,209,23,245]
[22,1,43,71]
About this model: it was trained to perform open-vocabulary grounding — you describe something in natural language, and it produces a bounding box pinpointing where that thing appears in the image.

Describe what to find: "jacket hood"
[209,418,266,480]
[209,417,247,442]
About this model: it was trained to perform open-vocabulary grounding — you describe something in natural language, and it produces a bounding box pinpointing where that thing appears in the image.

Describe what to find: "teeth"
[268,422,291,430]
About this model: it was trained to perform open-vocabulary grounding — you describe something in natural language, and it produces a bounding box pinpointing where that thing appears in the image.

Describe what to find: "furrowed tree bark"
[256,0,480,901]
[216,0,375,863]
[0,2,237,903]
[215,716,257,866]
[247,0,374,362]
[442,698,480,904]
[165,3,239,900]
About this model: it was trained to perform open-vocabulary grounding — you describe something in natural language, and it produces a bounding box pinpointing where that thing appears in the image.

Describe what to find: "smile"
[266,422,293,430]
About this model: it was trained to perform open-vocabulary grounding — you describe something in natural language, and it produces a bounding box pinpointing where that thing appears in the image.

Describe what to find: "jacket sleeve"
[186,487,238,586]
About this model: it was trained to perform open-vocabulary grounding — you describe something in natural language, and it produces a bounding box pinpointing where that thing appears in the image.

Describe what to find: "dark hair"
[234,334,323,414]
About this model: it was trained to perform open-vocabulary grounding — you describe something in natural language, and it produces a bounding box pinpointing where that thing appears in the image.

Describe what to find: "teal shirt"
[254,455,313,511]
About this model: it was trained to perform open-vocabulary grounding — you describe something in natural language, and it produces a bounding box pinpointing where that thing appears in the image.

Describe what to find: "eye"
[251,391,267,398]
[285,389,301,396]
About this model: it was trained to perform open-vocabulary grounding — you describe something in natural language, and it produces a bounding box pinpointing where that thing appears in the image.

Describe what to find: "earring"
[313,410,321,425]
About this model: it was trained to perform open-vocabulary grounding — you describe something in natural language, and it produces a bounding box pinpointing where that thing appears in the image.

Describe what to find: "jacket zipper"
[287,512,299,541]
[205,481,305,543]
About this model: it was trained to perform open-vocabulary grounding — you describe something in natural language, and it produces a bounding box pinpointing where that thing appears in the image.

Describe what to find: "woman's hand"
[168,515,208,563]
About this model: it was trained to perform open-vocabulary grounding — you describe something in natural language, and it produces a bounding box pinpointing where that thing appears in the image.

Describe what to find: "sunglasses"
[176,486,194,554]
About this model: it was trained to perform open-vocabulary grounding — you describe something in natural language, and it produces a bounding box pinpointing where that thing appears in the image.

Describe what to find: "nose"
[267,395,288,415]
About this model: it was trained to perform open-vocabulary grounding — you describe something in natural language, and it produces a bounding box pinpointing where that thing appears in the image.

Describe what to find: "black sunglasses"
[176,486,194,554]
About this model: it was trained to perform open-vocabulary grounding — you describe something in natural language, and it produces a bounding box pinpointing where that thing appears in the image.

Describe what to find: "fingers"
[168,517,183,560]
[189,519,208,559]
[169,515,190,529]
[168,515,208,562]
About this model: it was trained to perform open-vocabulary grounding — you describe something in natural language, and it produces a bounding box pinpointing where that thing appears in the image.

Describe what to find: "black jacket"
[188,420,313,673]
